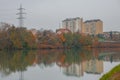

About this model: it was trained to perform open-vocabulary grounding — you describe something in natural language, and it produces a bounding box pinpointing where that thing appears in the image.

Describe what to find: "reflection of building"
[62,17,83,33]
[100,52,120,62]
[63,63,84,77]
[84,59,103,74]
[62,59,103,77]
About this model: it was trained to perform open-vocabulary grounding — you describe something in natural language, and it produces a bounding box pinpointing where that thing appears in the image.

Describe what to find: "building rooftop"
[62,17,82,22]
[84,19,102,23]
[56,28,71,34]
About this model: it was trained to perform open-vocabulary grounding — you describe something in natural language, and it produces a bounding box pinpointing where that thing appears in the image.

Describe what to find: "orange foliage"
[58,34,65,42]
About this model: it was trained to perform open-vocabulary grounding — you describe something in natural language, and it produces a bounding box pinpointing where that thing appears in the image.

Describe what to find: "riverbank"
[100,64,120,80]
[33,41,120,49]
[1,42,120,50]
[92,41,120,48]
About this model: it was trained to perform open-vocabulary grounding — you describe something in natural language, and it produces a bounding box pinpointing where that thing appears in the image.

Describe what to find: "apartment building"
[83,19,103,35]
[62,17,83,33]
[61,18,103,35]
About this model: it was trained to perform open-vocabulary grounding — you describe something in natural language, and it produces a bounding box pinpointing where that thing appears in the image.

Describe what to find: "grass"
[100,64,120,80]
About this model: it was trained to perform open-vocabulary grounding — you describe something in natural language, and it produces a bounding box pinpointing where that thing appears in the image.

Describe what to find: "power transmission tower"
[17,5,25,80]
[17,4,26,27]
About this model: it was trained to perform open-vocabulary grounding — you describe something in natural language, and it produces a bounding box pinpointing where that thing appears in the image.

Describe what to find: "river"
[0,48,120,80]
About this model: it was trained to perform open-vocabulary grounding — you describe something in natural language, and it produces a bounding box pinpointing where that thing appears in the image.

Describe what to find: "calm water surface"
[0,49,120,80]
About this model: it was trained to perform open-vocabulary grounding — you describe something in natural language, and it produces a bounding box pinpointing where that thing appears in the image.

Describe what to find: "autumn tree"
[0,22,36,49]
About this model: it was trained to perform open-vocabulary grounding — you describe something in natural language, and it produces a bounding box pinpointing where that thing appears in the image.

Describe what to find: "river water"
[0,48,120,80]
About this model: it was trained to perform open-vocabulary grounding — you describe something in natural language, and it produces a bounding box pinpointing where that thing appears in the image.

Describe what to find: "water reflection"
[0,50,36,80]
[60,49,103,77]
[0,48,120,80]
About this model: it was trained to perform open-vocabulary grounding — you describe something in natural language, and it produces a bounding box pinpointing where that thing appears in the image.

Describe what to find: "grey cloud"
[0,0,120,31]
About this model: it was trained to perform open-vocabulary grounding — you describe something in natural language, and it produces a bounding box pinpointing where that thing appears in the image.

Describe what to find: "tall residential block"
[62,17,83,33]
[83,19,103,35]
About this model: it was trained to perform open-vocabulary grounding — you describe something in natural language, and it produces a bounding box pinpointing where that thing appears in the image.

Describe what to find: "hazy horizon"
[0,0,120,31]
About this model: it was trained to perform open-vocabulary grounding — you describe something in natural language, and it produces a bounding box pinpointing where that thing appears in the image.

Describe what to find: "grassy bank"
[100,64,120,80]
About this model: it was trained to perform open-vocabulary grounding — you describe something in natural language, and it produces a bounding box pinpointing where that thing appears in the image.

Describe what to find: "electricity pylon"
[17,4,26,27]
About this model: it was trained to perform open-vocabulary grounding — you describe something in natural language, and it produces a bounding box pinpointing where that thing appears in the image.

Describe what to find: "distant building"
[83,19,103,35]
[62,17,83,33]
[103,31,120,41]
[56,28,71,35]
[61,18,103,35]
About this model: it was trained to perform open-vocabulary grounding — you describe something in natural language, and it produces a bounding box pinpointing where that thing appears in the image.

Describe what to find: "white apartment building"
[62,17,83,33]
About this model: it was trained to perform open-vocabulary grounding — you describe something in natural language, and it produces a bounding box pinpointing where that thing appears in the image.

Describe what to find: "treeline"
[0,23,36,50]
[63,33,94,48]
[36,30,98,49]
[0,22,98,50]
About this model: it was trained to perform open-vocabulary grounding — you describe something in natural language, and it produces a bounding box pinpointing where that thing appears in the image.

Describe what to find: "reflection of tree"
[1,48,119,78]
[35,48,95,68]
[0,51,14,76]
[37,50,63,68]
[63,48,93,64]
[0,50,36,77]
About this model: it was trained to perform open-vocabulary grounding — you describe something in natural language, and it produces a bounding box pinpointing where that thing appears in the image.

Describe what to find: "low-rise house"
[56,28,71,35]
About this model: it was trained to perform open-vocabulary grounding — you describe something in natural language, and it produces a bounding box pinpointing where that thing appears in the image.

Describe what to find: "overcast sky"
[0,0,120,31]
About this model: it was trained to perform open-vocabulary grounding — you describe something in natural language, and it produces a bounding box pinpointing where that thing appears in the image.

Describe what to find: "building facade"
[83,19,103,35]
[62,17,83,33]
[62,18,103,35]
